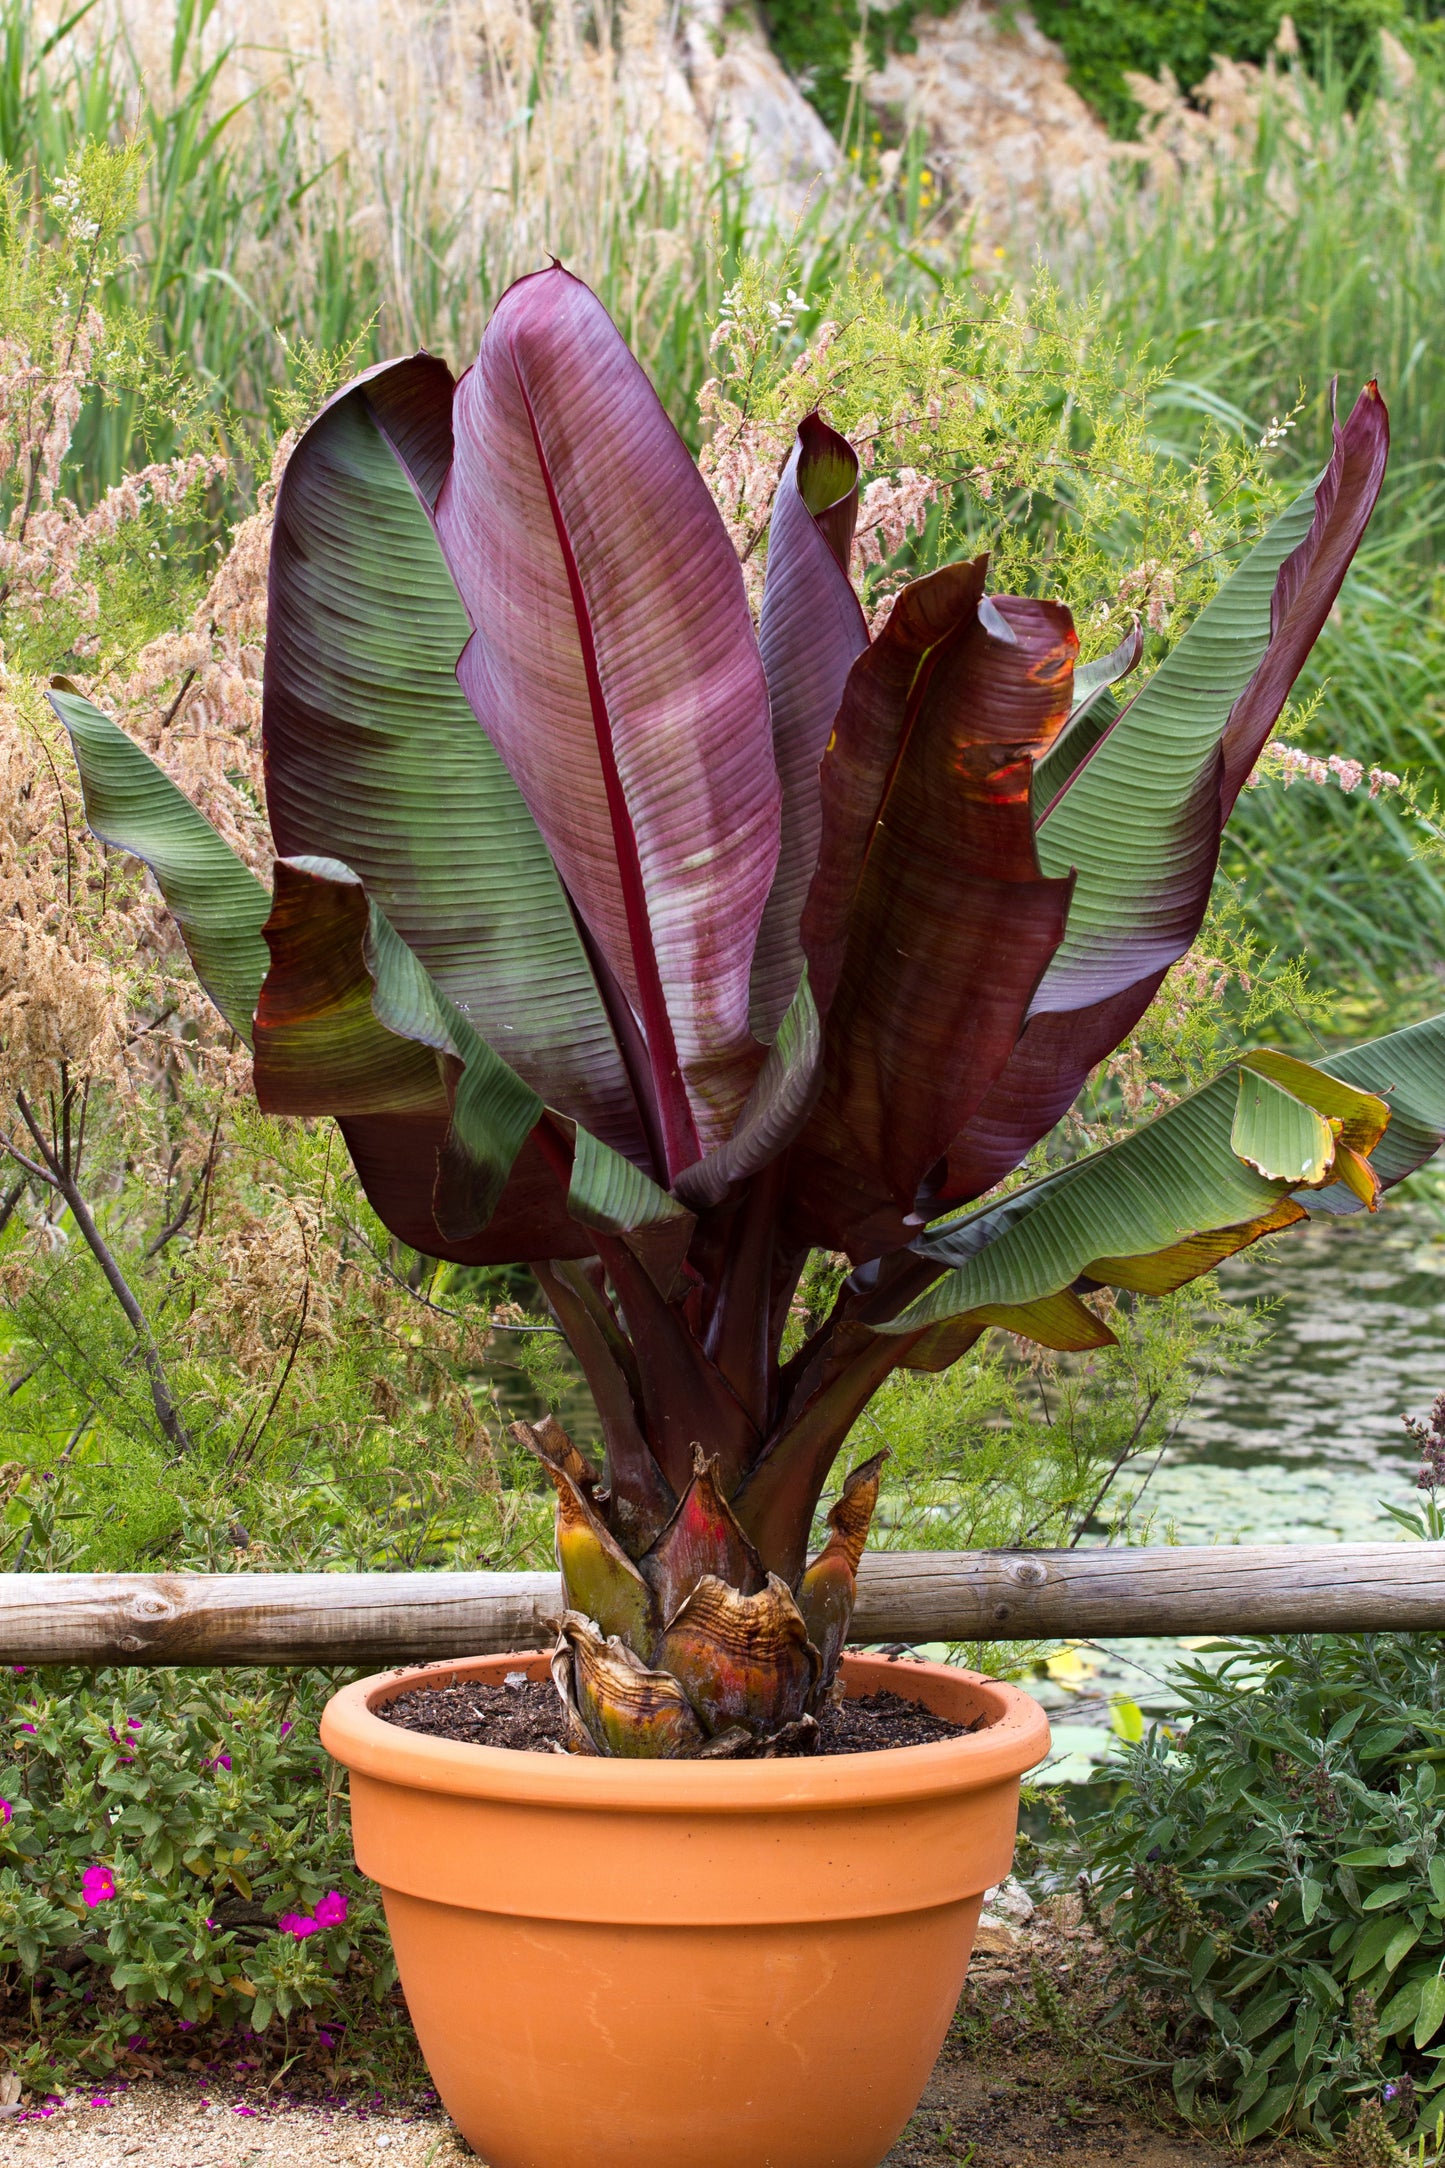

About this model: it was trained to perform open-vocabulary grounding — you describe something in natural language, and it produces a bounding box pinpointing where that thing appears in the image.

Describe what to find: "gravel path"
[0,1898,1295,2168]
[0,2048,1287,2168]
[0,2086,467,2167]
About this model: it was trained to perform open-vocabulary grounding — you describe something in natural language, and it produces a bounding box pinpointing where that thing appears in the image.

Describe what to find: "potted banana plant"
[55,269,1445,2168]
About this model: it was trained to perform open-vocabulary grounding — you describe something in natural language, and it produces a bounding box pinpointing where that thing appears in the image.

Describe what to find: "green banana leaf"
[1031,482,1319,1011]
[887,1026,1444,1332]
[56,699,687,1248]
[50,684,271,1045]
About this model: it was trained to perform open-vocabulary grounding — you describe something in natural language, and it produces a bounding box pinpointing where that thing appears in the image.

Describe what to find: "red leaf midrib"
[512,359,699,1182]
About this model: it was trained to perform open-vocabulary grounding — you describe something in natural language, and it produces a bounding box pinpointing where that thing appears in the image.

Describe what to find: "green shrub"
[1073,1459,1445,2142]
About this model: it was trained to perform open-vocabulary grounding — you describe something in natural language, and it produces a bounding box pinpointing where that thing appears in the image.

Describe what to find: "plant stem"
[12,1088,192,1453]
[144,1180,199,1258]
[158,667,197,730]
[1065,1391,1159,1548]
[228,1279,308,1475]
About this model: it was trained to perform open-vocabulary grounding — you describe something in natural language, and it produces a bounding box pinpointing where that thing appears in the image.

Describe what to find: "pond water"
[1025,1196,1445,1781]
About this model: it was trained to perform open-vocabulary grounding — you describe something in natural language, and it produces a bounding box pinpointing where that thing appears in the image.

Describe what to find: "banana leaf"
[435,267,782,1176]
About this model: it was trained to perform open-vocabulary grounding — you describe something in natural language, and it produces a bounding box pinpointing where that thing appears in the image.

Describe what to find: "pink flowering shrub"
[0,1660,390,2099]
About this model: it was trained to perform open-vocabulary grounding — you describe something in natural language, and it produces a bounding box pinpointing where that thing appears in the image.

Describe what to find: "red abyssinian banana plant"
[56,268,1445,1756]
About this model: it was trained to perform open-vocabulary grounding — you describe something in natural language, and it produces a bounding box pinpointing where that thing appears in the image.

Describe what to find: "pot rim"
[320,1650,1051,1814]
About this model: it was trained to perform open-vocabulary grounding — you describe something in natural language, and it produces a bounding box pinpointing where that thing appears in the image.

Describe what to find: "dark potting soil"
[380,1674,981,1757]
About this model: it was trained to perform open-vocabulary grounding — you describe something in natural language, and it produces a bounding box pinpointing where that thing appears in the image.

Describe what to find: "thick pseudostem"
[514,1413,885,1760]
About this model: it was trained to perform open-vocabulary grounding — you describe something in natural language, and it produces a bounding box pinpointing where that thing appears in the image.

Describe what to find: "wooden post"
[0,1543,1435,1665]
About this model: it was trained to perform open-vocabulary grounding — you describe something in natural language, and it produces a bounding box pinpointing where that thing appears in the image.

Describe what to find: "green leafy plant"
[46,264,1445,1761]
[0,1654,407,2099]
[1075,1660,1445,2131]
[1048,1414,1445,2147]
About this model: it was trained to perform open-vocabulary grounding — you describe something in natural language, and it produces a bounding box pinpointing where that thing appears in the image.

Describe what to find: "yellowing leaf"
[1045,1644,1100,1686]
[1088,1195,1307,1293]
[970,1288,1117,1351]
[1231,1068,1334,1185]
[1240,1048,1390,1156]
[1333,1141,1383,1211]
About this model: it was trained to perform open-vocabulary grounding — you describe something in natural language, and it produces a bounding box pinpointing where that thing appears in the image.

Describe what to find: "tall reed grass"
[1047,52,1445,1006]
[1059,51,1445,531]
[12,0,1445,1004]
[19,0,899,488]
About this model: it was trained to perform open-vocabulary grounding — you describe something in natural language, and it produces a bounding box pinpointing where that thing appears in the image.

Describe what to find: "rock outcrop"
[868,0,1140,243]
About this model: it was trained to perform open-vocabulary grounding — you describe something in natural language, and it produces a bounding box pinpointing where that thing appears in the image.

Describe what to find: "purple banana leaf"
[752,414,869,1034]
[933,383,1390,1211]
[435,267,781,1181]
[787,584,1076,1255]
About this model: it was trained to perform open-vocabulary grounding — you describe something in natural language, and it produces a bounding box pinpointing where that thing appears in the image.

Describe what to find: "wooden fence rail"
[0,1542,1438,1665]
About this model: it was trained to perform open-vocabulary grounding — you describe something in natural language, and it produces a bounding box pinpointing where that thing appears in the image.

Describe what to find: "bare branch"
[1,1131,57,1187]
[13,1088,192,1454]
[228,1279,309,1477]
[159,668,197,732]
[144,1182,198,1260]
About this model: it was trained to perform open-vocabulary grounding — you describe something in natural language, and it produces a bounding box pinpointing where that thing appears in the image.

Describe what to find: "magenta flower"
[313,1891,348,1929]
[0,1799,11,1825]
[18,1723,35,1735]
[279,1721,293,1737]
[204,1753,232,1773]
[82,1865,117,1907]
[277,1911,320,1939]
[11,1665,25,1676]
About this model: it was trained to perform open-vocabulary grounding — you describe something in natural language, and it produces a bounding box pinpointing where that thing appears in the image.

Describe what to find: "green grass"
[1059,61,1445,500]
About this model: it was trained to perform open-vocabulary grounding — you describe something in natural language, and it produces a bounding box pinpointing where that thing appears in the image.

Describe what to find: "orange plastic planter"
[322,1650,1049,2168]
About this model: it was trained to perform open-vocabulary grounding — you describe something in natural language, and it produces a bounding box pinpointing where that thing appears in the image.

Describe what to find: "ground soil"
[382,1677,977,1756]
[0,2027,1298,2167]
[0,1909,1309,2167]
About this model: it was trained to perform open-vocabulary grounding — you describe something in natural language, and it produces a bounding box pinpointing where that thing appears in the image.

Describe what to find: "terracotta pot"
[321,1649,1049,2168]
